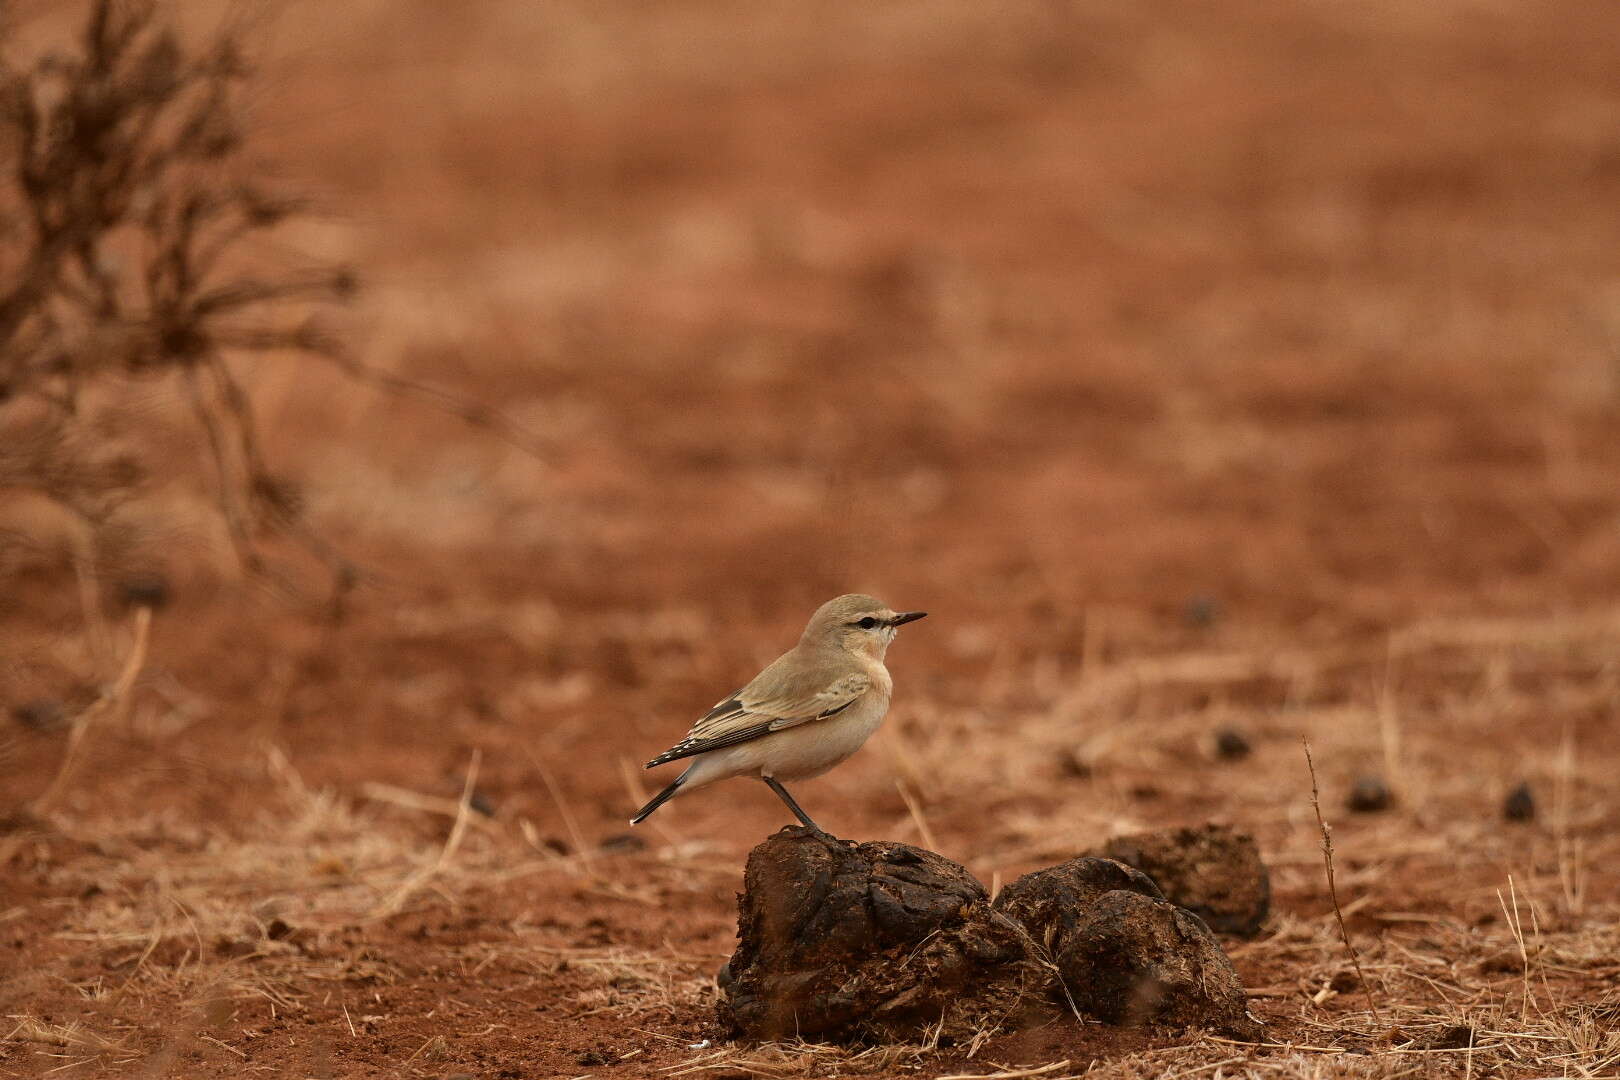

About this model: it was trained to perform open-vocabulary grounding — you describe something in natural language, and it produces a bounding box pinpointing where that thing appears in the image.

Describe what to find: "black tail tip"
[631,778,683,825]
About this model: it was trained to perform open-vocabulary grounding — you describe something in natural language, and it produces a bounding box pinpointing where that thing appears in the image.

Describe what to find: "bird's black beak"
[890,611,927,626]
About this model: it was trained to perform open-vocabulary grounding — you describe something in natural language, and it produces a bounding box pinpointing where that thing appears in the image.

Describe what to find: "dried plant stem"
[895,777,939,851]
[360,781,495,831]
[935,1061,1072,1080]
[1302,738,1383,1027]
[33,605,153,813]
[371,749,481,918]
[525,747,595,872]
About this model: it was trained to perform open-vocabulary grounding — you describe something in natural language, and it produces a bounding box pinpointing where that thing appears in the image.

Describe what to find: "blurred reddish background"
[4,3,1620,1072]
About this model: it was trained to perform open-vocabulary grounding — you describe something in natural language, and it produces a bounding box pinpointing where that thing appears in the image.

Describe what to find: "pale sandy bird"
[631,594,927,831]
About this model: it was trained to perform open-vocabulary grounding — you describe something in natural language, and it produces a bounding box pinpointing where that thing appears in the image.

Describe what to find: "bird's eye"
[857,616,878,629]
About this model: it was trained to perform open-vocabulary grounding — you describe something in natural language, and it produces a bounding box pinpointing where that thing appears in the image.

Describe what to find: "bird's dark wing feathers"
[643,674,867,768]
[643,720,777,768]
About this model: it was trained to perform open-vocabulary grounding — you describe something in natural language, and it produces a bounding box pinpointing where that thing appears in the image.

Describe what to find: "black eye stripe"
[854,616,879,629]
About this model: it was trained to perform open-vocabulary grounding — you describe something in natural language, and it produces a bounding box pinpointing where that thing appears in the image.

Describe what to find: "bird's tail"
[630,777,684,825]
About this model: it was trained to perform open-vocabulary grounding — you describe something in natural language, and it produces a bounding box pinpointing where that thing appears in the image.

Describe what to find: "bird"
[630,594,927,832]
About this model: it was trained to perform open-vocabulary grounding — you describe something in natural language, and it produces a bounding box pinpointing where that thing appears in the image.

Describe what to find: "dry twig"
[1302,738,1383,1027]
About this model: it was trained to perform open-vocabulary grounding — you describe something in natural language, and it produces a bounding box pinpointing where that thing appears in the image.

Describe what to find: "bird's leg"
[762,776,823,833]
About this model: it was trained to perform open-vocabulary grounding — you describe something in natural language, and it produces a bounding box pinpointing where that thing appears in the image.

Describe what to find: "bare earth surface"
[4,2,1620,1077]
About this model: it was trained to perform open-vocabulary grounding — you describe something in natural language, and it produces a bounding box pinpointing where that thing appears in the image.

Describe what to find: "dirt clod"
[1347,775,1394,813]
[1503,781,1535,822]
[1092,825,1271,937]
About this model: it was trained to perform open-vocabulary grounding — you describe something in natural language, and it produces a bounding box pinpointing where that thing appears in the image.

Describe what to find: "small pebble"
[1214,728,1252,760]
[12,700,66,732]
[1503,782,1535,823]
[468,789,497,818]
[600,833,647,854]
[1346,775,1393,813]
[117,572,172,611]
[1184,596,1220,628]
[1059,753,1093,779]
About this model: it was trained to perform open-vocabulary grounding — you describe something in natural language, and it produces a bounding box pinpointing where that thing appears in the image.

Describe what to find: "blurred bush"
[0,0,355,596]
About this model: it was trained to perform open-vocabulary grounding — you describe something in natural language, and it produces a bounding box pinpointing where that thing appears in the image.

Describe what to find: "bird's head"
[802,593,927,660]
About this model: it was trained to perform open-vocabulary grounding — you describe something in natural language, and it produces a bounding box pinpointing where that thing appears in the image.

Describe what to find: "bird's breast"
[761,681,891,781]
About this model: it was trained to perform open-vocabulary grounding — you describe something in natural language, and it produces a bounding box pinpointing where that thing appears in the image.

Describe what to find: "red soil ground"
[4,2,1619,1077]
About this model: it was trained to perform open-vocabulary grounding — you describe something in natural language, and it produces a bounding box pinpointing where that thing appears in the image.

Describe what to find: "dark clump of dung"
[1214,728,1252,760]
[1037,887,1258,1035]
[1347,775,1394,813]
[1503,782,1535,822]
[720,830,1259,1045]
[993,854,1165,932]
[993,855,1258,1036]
[1091,824,1271,937]
[717,827,1038,1043]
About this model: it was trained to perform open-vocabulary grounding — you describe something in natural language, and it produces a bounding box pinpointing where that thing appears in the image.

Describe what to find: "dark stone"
[1347,776,1393,813]
[1184,597,1220,628]
[1503,782,1535,823]
[1093,825,1271,937]
[718,827,1037,1043]
[1055,889,1259,1038]
[1059,753,1092,779]
[1214,729,1252,760]
[600,833,647,853]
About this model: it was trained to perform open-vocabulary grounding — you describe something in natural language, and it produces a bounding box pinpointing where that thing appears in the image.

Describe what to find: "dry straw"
[1302,738,1383,1028]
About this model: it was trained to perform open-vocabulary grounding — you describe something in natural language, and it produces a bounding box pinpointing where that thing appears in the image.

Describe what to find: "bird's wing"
[644,669,871,768]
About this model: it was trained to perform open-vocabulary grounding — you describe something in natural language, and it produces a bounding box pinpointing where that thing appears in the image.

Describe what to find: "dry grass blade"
[360,781,495,831]
[1302,738,1382,1027]
[526,746,595,871]
[936,1060,1072,1080]
[32,605,152,813]
[371,748,482,917]
[895,776,939,851]
[2,1015,123,1051]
